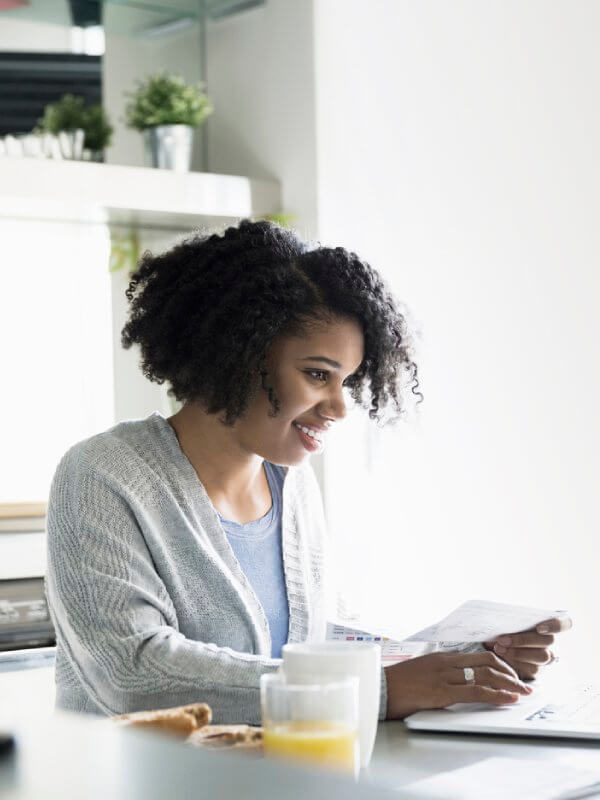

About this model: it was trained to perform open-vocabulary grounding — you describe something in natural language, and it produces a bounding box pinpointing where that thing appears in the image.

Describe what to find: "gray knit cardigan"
[46,412,387,723]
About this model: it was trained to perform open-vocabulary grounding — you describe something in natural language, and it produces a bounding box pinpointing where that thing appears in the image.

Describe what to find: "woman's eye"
[306,370,328,382]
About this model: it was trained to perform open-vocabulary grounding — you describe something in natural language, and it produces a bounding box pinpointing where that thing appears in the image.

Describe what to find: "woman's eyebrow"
[299,356,341,369]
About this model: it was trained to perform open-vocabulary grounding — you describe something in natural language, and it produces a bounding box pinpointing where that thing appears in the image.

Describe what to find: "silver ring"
[463,666,475,684]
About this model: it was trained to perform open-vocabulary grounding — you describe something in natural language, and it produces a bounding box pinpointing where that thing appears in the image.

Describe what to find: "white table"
[366,720,600,793]
[1,659,599,799]
[0,711,398,800]
[1,710,599,799]
[365,667,600,794]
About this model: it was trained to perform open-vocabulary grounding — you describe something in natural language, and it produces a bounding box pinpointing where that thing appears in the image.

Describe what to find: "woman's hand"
[484,616,573,680]
[384,651,532,720]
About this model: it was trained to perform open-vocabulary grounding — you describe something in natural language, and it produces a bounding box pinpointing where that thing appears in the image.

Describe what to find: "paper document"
[408,599,565,643]
[402,757,600,800]
[326,599,567,663]
[326,622,419,666]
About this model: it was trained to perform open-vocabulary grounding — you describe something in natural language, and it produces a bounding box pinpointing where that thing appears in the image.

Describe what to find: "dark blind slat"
[0,52,102,136]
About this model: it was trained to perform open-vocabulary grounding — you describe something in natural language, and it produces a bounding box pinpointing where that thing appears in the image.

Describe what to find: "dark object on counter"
[0,733,15,758]
[0,577,55,651]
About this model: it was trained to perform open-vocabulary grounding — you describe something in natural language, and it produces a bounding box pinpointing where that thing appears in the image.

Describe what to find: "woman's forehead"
[277,318,364,364]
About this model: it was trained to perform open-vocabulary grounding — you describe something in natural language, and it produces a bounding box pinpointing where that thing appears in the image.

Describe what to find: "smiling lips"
[292,422,323,453]
[292,421,324,443]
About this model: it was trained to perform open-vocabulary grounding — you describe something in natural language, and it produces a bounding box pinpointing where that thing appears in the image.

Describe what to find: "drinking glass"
[260,672,359,778]
[282,641,381,768]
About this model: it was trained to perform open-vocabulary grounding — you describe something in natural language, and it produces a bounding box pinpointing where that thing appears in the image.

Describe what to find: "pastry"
[113,703,212,738]
[187,724,263,750]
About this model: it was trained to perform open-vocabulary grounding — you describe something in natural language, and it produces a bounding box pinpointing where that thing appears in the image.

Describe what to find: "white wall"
[102,13,206,422]
[314,0,600,663]
[0,18,71,50]
[206,0,319,241]
[102,15,205,171]
[0,219,114,504]
[109,230,186,422]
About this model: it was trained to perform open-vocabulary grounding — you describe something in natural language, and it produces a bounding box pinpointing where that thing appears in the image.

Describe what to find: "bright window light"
[0,220,114,504]
[70,25,105,55]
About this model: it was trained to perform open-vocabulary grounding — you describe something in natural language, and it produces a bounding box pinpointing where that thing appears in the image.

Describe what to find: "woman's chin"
[259,444,312,467]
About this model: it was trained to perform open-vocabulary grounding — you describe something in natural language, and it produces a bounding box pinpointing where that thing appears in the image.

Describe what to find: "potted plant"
[124,72,213,173]
[37,93,113,161]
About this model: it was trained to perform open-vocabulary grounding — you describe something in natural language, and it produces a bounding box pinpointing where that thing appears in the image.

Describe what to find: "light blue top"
[218,462,289,658]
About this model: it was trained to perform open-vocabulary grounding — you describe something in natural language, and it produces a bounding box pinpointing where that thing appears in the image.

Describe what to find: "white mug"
[281,641,381,768]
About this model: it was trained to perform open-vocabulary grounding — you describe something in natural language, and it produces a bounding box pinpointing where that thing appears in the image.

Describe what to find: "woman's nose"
[325,385,348,421]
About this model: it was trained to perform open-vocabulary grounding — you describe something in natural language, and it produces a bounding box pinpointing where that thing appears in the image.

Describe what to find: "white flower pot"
[144,124,194,172]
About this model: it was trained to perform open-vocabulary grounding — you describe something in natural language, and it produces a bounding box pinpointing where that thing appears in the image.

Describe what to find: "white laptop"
[405,681,600,740]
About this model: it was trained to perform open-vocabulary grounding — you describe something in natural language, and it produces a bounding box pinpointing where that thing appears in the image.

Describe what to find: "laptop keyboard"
[527,684,600,724]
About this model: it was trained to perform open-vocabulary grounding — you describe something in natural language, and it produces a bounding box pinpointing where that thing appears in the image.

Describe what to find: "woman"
[46,220,570,722]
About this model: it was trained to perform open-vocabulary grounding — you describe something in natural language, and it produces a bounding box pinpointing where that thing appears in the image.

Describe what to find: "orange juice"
[263,721,358,775]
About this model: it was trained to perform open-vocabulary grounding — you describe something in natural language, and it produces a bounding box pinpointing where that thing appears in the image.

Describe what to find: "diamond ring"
[463,666,476,684]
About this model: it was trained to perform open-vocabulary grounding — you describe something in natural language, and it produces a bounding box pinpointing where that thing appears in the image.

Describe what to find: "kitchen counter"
[0,649,55,726]
[1,699,599,799]
[365,718,600,793]
[0,711,398,800]
[0,647,55,672]
[1,659,599,798]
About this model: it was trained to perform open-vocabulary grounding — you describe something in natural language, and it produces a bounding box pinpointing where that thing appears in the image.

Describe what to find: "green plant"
[255,212,297,229]
[37,93,113,151]
[124,72,213,131]
[38,93,85,132]
[109,229,139,274]
[81,104,114,152]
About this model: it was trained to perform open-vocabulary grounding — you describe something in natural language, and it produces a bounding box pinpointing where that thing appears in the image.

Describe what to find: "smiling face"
[234,316,365,466]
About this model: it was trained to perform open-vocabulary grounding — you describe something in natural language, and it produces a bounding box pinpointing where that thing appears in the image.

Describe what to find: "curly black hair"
[121,219,420,425]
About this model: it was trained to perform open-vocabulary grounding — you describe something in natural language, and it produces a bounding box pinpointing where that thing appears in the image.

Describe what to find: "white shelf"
[0,158,281,230]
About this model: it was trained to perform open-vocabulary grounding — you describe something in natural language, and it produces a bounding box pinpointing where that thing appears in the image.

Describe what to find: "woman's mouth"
[292,421,324,453]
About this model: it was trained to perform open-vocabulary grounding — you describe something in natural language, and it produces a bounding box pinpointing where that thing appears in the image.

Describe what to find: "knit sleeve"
[46,450,279,723]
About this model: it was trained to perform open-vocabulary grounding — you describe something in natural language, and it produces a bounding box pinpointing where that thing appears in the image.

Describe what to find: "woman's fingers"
[536,616,573,634]
[496,646,554,666]
[384,651,533,720]
[513,661,540,681]
[445,665,532,695]
[485,616,572,652]
[448,684,522,706]
[485,622,566,680]
[493,632,554,649]
[444,650,519,680]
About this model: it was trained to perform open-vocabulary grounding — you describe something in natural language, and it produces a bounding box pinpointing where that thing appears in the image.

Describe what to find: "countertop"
[1,660,599,798]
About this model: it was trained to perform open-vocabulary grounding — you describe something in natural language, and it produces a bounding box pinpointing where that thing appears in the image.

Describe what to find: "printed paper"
[407,599,565,643]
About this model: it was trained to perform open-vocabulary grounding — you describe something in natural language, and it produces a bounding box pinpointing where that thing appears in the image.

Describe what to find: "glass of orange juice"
[260,672,359,779]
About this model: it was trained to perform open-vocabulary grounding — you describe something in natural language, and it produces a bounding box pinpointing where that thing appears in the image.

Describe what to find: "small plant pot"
[144,124,194,172]
[83,149,104,162]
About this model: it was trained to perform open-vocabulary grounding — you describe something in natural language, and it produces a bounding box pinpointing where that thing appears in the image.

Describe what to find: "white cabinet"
[0,655,55,727]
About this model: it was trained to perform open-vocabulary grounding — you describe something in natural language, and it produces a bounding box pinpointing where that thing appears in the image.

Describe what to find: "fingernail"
[494,644,507,655]
[497,636,512,646]
[522,684,533,693]
[537,625,549,634]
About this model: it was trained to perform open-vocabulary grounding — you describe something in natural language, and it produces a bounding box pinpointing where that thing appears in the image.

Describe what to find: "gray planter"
[144,124,194,172]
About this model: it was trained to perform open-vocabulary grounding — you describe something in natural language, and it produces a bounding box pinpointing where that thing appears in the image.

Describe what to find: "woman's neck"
[167,404,270,519]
